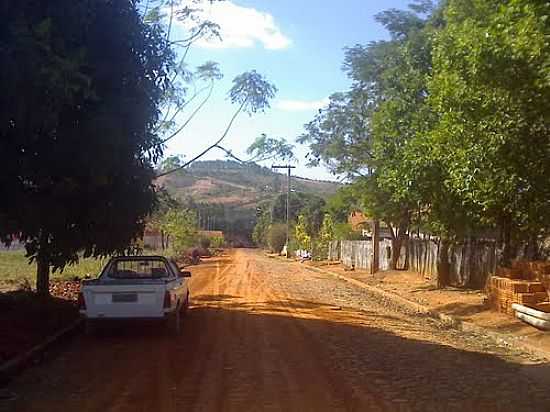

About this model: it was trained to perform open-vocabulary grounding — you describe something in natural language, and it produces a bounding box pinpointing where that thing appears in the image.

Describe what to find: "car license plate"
[112,293,137,303]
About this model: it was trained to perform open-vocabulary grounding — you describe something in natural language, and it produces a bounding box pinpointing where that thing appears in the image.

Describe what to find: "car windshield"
[106,259,170,279]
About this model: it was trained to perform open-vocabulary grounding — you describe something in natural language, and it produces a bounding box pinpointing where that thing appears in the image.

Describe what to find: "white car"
[79,256,191,334]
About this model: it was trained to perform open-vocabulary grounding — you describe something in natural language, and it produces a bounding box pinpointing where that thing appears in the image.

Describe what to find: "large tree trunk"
[500,214,514,266]
[389,211,409,270]
[36,254,50,297]
[525,233,539,261]
[437,238,450,288]
[35,232,51,296]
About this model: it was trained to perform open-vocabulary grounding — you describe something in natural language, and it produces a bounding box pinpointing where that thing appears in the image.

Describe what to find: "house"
[348,211,370,232]
[347,211,393,239]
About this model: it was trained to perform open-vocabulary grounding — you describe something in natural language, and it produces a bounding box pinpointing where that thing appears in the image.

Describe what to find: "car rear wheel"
[84,319,96,336]
[181,293,190,314]
[166,306,181,335]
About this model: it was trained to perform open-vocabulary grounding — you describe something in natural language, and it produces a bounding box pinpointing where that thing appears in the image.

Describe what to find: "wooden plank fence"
[328,237,497,289]
[328,240,392,272]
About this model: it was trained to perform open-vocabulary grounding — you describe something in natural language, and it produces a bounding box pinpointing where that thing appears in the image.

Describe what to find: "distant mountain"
[157,160,340,209]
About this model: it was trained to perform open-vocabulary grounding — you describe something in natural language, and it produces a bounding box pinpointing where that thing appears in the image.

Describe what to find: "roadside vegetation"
[297,0,550,283]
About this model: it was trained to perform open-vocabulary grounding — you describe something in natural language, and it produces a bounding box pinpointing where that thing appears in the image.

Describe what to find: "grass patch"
[0,250,108,288]
[0,248,174,288]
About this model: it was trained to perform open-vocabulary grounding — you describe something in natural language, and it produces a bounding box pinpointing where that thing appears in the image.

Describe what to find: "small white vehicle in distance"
[79,256,191,334]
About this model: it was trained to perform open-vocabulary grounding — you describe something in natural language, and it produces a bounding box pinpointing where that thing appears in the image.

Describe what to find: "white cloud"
[176,1,291,50]
[275,98,330,112]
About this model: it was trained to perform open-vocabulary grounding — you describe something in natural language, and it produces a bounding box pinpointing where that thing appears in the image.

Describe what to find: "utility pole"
[272,165,296,257]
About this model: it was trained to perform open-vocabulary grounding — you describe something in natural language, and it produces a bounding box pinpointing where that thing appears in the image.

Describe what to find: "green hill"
[157,160,340,209]
[156,160,340,244]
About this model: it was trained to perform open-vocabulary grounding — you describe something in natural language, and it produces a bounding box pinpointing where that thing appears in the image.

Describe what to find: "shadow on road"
[4,297,550,412]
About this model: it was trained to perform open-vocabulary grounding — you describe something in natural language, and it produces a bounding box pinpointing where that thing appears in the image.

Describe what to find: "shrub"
[210,236,224,248]
[268,223,287,254]
[199,236,211,250]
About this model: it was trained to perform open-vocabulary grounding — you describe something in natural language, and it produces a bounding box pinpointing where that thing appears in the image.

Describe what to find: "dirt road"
[3,249,550,411]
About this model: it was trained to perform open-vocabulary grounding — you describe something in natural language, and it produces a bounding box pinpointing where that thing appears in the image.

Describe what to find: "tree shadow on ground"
[4,301,550,412]
[432,301,491,318]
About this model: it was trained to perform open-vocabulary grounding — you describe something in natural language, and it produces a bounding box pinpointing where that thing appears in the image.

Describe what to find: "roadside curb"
[0,317,83,383]
[303,264,550,361]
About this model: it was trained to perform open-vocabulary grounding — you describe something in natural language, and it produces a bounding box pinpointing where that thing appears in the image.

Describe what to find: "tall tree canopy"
[300,1,437,268]
[428,0,550,259]
[0,0,173,294]
[301,0,550,271]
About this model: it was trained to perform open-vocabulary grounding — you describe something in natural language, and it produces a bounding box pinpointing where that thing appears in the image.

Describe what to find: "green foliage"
[300,0,550,265]
[209,236,225,248]
[267,223,287,254]
[161,155,184,172]
[229,70,278,115]
[0,0,172,294]
[428,0,550,241]
[160,208,198,257]
[311,214,337,260]
[252,207,271,247]
[246,133,295,163]
[334,223,358,240]
[271,192,325,227]
[325,186,359,223]
[294,215,311,250]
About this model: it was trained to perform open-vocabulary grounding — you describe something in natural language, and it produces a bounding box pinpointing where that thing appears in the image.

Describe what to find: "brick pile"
[489,260,550,315]
[513,261,550,297]
[488,277,548,315]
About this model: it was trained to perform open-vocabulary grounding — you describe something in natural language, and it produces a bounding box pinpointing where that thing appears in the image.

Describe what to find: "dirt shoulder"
[307,261,550,358]
[0,282,80,366]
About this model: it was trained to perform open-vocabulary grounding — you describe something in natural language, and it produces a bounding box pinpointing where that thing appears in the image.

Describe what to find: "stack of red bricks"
[488,260,550,315]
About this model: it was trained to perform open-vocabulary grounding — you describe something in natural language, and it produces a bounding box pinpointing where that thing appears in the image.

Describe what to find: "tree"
[300,1,437,269]
[428,0,550,262]
[268,223,287,254]
[0,1,172,295]
[160,208,198,256]
[160,155,185,173]
[142,1,223,146]
[245,134,295,163]
[157,70,278,177]
[149,188,181,249]
[294,215,311,251]
[325,186,359,223]
[271,192,325,226]
[252,203,271,247]
[139,2,281,175]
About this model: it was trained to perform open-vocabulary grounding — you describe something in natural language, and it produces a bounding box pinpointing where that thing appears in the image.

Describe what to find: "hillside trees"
[0,0,173,295]
[252,192,327,253]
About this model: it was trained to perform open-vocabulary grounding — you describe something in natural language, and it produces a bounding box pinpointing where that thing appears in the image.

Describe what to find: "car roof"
[109,255,169,262]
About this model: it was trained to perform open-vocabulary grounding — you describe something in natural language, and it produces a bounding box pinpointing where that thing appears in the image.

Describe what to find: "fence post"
[371,220,380,274]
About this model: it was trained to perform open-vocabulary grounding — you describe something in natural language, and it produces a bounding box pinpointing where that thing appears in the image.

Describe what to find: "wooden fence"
[328,237,498,289]
[328,240,393,272]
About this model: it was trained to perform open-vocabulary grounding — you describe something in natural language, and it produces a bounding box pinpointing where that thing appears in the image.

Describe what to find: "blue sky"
[165,0,411,180]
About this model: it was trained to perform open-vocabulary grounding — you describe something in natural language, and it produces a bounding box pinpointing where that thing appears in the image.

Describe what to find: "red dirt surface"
[4,249,550,411]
